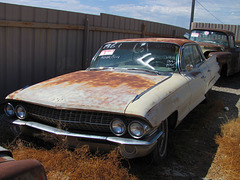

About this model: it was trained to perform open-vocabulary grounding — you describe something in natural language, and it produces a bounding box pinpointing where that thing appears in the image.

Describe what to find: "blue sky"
[0,0,239,29]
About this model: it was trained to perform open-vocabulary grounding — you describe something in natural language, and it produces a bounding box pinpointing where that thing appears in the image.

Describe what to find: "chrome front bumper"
[5,118,162,159]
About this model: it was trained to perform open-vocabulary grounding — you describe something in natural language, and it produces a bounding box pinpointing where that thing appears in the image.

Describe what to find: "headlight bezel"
[128,121,150,139]
[4,103,15,117]
[15,105,27,120]
[110,118,126,136]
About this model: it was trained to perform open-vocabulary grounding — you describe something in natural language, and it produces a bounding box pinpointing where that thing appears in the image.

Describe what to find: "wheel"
[203,88,212,103]
[220,64,228,77]
[153,119,168,164]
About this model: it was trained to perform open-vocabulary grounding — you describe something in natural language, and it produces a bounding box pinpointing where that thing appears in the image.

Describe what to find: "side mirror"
[185,64,193,71]
[184,33,190,39]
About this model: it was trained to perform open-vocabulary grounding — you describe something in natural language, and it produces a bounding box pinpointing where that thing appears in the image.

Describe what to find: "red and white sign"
[191,32,199,37]
[99,49,115,56]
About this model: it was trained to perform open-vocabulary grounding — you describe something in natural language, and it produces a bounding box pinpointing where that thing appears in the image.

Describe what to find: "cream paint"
[125,55,219,128]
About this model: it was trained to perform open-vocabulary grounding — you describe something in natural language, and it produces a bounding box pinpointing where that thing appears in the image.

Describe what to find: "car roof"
[108,38,196,46]
[192,28,235,36]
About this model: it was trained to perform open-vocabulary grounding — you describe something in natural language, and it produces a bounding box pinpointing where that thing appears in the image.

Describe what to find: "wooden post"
[189,0,195,30]
[83,18,89,69]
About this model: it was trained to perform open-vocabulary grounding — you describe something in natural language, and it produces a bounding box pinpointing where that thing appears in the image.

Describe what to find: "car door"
[180,44,208,111]
[193,44,213,93]
[228,35,240,73]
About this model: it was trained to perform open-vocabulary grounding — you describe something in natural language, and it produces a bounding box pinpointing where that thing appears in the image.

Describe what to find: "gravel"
[212,73,240,118]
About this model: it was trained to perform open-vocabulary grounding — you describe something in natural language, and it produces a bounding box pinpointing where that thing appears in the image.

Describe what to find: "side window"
[181,45,194,71]
[192,45,204,66]
[229,36,235,48]
[181,44,204,71]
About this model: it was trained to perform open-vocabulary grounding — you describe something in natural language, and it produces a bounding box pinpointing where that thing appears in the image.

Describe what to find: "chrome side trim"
[132,75,171,102]
[7,119,162,146]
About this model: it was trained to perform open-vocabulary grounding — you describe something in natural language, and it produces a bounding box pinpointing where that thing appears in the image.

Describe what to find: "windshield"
[90,42,180,72]
[190,30,228,47]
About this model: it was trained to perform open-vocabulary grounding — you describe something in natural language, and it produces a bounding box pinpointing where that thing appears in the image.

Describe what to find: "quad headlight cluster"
[110,118,151,139]
[4,103,150,139]
[4,103,27,120]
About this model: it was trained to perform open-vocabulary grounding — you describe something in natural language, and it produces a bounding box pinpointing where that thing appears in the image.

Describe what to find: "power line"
[196,0,225,24]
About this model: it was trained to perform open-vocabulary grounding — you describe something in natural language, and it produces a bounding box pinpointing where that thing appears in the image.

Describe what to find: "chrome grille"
[24,103,115,132]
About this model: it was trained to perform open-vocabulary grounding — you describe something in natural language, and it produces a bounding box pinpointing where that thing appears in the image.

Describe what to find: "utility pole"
[189,0,195,30]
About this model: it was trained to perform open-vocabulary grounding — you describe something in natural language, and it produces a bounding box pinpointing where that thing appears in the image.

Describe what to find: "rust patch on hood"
[7,89,22,100]
[29,71,156,90]
[6,70,170,113]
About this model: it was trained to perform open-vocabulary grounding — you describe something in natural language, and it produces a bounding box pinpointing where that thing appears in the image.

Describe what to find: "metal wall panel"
[0,2,188,99]
[0,4,6,99]
[192,22,240,41]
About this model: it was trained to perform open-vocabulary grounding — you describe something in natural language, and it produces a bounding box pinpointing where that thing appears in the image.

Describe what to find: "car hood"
[197,42,224,50]
[7,70,171,113]
[197,42,218,47]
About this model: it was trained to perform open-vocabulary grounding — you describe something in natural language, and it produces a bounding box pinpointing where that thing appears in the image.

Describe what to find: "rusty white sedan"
[2,38,220,163]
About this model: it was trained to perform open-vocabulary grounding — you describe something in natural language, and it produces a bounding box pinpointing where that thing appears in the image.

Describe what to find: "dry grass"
[207,117,240,180]
[10,141,137,180]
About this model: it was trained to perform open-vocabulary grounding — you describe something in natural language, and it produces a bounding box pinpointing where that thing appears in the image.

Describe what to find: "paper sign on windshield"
[191,33,199,37]
[99,49,115,56]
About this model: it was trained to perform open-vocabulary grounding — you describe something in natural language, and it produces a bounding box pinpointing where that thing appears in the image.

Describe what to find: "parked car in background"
[189,28,240,76]
[236,41,240,47]
[1,38,220,163]
[0,146,47,180]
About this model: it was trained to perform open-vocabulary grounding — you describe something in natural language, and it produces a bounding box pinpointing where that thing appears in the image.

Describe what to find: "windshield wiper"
[125,68,161,75]
[88,67,116,71]
[88,67,162,75]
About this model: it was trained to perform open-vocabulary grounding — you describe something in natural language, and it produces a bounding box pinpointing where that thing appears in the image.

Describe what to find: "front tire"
[203,88,212,103]
[153,119,168,164]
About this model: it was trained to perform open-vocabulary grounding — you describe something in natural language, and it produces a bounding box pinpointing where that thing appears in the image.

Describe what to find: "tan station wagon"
[2,38,220,163]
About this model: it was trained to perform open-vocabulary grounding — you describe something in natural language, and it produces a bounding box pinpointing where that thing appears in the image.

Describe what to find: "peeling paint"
[7,71,170,113]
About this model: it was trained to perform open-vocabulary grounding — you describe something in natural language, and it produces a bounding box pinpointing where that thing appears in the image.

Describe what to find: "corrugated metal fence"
[192,22,240,41]
[0,2,188,100]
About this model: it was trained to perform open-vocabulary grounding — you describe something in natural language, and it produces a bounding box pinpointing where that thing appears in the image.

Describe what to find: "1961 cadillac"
[2,38,220,163]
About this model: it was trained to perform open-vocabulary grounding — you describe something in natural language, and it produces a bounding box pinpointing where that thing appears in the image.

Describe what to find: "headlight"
[15,105,27,120]
[128,121,149,139]
[4,103,15,117]
[110,118,126,136]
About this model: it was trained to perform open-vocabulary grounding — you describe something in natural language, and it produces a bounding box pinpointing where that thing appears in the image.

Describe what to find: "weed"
[11,141,137,180]
[207,117,240,179]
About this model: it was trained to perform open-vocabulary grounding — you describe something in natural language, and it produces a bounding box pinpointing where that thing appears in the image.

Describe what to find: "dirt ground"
[131,72,240,179]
